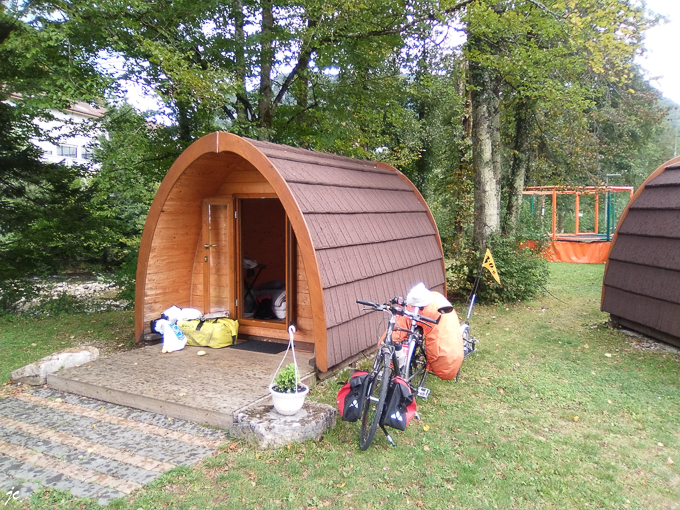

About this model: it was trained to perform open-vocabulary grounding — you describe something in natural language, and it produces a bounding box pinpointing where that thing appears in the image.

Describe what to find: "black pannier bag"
[380,376,417,431]
[336,371,368,422]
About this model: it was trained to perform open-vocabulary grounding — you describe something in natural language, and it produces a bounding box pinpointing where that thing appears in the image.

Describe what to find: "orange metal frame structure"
[522,186,634,241]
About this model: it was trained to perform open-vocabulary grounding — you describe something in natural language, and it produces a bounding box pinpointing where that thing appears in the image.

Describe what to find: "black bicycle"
[355,297,450,450]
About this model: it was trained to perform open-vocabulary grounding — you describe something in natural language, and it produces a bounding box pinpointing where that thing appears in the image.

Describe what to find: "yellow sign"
[482,249,501,285]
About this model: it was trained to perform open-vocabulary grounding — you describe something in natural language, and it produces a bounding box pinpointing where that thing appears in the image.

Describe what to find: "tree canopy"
[1,0,676,307]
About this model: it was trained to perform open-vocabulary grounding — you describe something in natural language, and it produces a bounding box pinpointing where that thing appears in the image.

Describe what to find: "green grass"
[0,311,136,385]
[3,263,679,509]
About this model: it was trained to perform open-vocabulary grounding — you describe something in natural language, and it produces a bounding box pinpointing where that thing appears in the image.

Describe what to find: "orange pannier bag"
[389,291,464,381]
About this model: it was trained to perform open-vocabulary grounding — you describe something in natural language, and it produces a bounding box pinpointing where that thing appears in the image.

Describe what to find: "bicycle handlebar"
[356,299,377,307]
[356,299,440,325]
[418,314,438,325]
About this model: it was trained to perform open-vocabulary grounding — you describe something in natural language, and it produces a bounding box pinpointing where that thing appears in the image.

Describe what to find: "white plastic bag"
[161,305,183,323]
[154,319,187,353]
[178,308,202,321]
[162,305,203,323]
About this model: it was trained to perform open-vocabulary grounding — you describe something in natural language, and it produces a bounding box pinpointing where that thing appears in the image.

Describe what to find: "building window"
[57,145,77,158]
[81,148,94,160]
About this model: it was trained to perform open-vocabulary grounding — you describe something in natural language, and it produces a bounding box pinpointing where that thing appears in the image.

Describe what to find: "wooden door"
[202,198,235,315]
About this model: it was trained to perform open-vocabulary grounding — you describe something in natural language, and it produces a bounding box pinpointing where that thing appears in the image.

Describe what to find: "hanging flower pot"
[269,379,309,416]
[269,326,308,416]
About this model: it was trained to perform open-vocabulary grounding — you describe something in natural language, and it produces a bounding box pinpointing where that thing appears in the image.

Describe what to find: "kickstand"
[381,426,396,447]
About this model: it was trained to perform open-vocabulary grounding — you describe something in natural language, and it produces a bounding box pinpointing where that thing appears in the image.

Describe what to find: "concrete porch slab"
[47,344,315,431]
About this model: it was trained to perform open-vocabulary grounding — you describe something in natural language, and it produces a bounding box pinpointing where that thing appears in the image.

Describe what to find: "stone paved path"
[0,387,227,505]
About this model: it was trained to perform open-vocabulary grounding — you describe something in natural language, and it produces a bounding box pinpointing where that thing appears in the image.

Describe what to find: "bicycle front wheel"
[359,352,392,450]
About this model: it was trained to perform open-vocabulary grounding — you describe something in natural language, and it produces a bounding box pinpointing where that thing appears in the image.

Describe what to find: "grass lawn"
[0,311,136,386]
[2,263,679,509]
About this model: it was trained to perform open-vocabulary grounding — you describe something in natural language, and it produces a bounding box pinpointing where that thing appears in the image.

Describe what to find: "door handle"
[204,244,217,249]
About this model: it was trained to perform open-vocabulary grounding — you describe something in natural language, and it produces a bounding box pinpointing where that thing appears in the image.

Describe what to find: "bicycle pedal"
[416,387,430,399]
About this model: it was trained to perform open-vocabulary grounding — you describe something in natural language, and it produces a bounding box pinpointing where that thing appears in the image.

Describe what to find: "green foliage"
[0,101,108,275]
[272,363,301,393]
[1,0,675,322]
[1,5,113,307]
[0,280,38,316]
[0,309,135,384]
[447,232,549,304]
[33,292,89,317]
[108,247,139,305]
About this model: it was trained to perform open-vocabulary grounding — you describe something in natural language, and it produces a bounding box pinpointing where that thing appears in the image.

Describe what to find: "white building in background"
[9,93,106,166]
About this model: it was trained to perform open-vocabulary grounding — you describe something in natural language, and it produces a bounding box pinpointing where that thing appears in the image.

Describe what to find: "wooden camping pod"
[601,155,680,347]
[136,132,446,371]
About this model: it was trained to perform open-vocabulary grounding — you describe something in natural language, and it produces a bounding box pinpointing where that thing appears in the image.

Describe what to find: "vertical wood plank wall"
[143,153,227,327]
[145,151,313,342]
[295,246,313,344]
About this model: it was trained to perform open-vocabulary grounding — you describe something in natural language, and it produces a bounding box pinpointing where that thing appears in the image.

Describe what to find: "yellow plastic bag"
[177,318,238,348]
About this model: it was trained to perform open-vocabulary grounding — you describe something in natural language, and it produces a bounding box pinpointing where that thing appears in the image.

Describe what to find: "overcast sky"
[638,0,680,105]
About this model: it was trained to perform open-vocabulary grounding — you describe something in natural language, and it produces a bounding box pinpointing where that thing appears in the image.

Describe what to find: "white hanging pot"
[269,325,309,416]
[269,383,309,415]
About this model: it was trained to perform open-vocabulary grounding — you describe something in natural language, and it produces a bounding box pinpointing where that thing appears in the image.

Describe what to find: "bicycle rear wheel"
[408,340,427,391]
[359,352,392,450]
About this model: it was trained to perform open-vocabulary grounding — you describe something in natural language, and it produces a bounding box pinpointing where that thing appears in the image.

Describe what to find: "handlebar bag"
[336,371,368,422]
[380,376,416,431]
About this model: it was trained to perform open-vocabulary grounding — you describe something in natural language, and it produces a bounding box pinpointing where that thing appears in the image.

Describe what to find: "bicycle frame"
[368,303,424,381]
[356,298,440,449]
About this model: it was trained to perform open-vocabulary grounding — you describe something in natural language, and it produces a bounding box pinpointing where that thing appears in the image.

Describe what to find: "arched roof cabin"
[602,156,680,347]
[135,133,446,371]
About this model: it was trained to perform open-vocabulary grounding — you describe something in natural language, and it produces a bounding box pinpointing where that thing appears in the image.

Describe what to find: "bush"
[446,232,549,304]
[108,246,138,306]
[0,279,39,315]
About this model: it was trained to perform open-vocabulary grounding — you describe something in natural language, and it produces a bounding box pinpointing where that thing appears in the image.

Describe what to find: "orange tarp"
[544,240,610,264]
[387,292,464,380]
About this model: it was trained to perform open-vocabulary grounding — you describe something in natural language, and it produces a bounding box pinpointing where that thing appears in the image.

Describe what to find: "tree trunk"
[294,52,309,109]
[177,101,193,143]
[258,0,274,140]
[470,61,501,247]
[503,99,532,234]
[233,0,247,125]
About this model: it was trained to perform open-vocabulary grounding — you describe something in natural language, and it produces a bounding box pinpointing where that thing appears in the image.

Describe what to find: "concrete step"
[47,344,316,430]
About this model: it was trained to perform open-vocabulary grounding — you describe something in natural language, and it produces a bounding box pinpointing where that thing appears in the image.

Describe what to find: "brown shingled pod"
[602,156,680,347]
[135,133,446,371]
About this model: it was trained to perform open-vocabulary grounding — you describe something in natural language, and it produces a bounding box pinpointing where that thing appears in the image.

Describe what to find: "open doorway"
[238,198,287,324]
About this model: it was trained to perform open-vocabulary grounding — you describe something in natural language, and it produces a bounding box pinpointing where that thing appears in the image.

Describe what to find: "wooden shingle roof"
[249,140,446,368]
[602,157,680,347]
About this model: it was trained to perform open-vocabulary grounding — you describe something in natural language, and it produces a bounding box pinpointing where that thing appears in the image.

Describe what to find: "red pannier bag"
[380,376,417,431]
[336,371,368,422]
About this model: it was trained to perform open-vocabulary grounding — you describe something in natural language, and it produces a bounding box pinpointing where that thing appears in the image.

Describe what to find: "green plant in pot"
[272,363,303,393]
[269,326,309,415]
